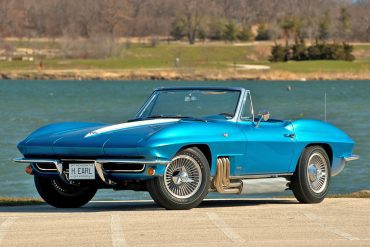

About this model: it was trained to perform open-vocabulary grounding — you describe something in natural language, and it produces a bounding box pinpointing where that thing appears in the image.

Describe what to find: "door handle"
[284,133,295,138]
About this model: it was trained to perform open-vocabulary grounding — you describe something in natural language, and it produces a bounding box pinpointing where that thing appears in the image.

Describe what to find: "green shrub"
[269,44,288,62]
[256,24,271,41]
[223,22,238,42]
[237,26,253,41]
[170,18,185,41]
[270,41,355,62]
[208,19,226,41]
[291,40,308,61]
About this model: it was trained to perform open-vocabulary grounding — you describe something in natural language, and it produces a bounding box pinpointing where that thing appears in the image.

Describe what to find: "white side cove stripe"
[0,217,18,245]
[85,118,180,137]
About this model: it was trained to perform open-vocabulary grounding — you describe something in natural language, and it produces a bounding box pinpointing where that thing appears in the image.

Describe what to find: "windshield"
[137,89,241,120]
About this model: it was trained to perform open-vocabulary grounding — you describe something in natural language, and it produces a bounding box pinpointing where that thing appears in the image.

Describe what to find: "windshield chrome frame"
[134,87,251,122]
[238,90,255,122]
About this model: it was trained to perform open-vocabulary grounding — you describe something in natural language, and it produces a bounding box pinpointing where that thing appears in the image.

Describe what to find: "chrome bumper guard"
[13,157,171,185]
[332,154,360,177]
[343,155,360,162]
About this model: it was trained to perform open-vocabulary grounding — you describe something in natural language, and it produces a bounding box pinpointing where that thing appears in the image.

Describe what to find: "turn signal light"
[147,167,155,176]
[25,165,33,175]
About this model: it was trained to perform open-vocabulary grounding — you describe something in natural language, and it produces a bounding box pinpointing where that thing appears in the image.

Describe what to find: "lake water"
[0,80,368,200]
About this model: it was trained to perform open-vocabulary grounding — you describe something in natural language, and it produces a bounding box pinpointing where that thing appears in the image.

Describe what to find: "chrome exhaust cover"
[240,177,289,194]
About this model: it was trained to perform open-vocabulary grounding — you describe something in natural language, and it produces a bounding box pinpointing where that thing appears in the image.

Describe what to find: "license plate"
[69,163,95,180]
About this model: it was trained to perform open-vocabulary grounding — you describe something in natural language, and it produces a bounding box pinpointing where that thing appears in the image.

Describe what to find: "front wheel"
[291,146,331,203]
[34,176,97,208]
[147,147,211,210]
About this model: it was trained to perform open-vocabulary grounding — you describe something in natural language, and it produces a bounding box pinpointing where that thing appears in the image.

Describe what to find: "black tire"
[34,176,97,208]
[291,146,331,203]
[147,147,211,210]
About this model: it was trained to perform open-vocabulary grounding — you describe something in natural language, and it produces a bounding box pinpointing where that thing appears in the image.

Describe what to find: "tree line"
[0,0,369,43]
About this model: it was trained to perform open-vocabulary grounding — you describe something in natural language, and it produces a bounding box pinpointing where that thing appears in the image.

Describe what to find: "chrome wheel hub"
[307,152,328,194]
[172,168,194,185]
[164,155,202,199]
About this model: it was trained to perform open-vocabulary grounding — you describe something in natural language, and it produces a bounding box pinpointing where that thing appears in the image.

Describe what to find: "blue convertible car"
[15,86,358,209]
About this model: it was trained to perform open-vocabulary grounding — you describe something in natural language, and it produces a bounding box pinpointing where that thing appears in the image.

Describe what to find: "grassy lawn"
[1,41,370,75]
[268,60,370,73]
[0,197,44,206]
[328,190,370,198]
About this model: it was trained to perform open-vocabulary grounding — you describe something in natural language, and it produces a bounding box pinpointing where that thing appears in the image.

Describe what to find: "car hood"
[18,119,181,157]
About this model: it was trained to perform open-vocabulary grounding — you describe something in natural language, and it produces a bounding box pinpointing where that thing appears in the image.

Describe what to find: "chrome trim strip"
[230,173,293,179]
[104,165,146,173]
[14,158,59,164]
[343,154,360,162]
[61,159,95,162]
[95,159,170,165]
[135,88,248,123]
[14,157,170,165]
[35,164,57,171]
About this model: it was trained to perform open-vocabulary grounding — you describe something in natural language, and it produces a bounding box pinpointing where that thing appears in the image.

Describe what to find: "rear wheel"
[34,176,97,208]
[147,147,211,210]
[291,146,331,203]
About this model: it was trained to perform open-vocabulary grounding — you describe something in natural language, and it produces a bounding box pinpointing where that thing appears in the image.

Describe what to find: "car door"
[237,120,295,174]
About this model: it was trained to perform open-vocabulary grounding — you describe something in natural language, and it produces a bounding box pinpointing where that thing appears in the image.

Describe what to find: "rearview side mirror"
[255,111,270,128]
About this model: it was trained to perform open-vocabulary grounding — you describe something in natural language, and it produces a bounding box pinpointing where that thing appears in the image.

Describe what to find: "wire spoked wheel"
[147,147,211,210]
[307,153,329,194]
[291,145,331,204]
[164,155,202,199]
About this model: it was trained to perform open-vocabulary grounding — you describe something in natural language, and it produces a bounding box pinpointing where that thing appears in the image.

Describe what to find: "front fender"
[142,121,247,176]
[291,119,355,175]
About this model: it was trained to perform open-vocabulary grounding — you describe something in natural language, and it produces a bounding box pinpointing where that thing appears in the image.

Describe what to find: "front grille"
[102,163,145,173]
[31,159,147,174]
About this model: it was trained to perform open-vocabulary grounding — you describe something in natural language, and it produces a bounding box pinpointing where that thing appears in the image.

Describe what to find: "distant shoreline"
[1,40,369,81]
[1,69,370,81]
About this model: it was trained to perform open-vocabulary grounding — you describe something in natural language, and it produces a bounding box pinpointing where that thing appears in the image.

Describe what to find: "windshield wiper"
[177,116,207,122]
[128,115,207,122]
[147,115,207,122]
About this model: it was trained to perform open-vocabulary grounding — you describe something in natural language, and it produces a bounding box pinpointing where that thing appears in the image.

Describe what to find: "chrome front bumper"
[343,155,360,162]
[331,154,360,176]
[14,157,171,184]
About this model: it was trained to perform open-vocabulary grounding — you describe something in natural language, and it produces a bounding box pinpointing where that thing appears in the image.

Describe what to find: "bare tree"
[0,0,369,42]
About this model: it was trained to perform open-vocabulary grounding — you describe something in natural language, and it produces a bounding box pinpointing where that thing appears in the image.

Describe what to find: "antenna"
[324,92,327,122]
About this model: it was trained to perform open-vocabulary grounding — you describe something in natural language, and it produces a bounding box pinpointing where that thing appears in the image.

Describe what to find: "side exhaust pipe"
[213,157,290,194]
[213,157,240,194]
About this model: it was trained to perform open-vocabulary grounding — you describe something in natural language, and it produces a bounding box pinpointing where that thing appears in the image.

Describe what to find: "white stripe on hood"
[84,118,180,138]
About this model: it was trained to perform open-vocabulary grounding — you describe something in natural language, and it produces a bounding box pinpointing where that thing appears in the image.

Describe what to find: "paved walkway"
[0,198,369,246]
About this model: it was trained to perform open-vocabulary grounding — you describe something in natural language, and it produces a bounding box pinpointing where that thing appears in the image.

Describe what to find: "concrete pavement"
[0,198,369,247]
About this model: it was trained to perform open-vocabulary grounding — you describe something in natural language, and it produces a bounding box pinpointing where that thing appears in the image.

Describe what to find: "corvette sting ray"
[14,86,359,209]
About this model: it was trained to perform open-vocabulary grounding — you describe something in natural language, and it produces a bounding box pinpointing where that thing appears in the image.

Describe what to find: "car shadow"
[0,198,298,213]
